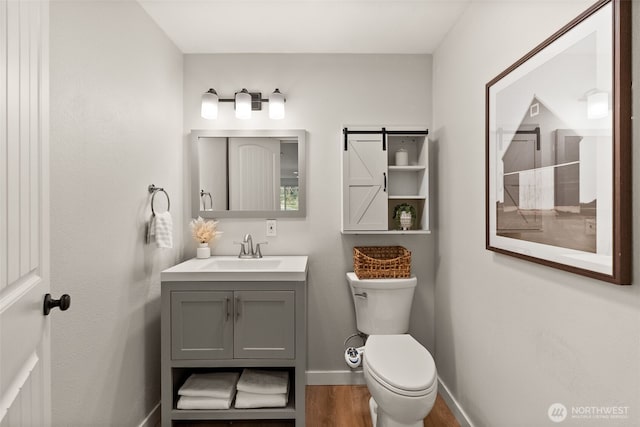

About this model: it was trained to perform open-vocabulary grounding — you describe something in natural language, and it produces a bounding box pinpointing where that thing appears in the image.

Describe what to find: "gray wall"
[432,1,640,426]
[183,54,435,375]
[50,2,183,425]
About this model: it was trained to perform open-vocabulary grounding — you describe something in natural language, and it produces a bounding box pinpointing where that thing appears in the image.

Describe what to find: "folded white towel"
[178,372,240,399]
[152,211,173,249]
[234,391,288,409]
[177,395,233,410]
[237,369,289,395]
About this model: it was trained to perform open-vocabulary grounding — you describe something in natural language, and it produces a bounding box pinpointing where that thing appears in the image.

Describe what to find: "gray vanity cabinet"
[161,277,307,427]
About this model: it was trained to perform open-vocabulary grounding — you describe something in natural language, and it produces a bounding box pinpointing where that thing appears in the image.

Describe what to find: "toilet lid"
[365,335,436,394]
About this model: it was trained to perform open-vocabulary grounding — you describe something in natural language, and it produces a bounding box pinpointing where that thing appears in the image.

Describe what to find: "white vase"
[395,148,408,166]
[400,211,412,230]
[196,242,210,259]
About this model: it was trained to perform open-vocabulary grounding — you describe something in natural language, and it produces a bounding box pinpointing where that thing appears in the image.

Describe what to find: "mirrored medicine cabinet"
[190,129,306,218]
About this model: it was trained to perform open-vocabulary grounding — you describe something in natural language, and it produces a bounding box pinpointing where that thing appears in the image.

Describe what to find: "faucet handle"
[254,242,268,258]
[233,241,248,257]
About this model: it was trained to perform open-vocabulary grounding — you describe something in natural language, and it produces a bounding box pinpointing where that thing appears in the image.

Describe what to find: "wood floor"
[177,385,460,427]
[306,385,459,427]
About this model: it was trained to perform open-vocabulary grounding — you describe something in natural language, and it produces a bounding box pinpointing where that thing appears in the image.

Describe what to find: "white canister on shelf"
[395,148,408,166]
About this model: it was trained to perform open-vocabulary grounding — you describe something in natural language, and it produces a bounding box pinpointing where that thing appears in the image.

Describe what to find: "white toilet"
[347,273,437,427]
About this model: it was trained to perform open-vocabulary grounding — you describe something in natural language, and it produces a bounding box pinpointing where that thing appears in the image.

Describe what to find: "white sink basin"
[161,256,308,282]
[203,258,283,270]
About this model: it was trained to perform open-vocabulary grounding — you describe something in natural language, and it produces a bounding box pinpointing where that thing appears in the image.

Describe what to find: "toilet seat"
[365,335,436,397]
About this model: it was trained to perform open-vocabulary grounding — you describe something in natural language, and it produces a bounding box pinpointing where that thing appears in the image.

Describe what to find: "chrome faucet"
[234,234,267,258]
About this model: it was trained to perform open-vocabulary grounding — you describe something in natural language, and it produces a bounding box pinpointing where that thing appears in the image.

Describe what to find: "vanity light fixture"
[201,89,218,120]
[200,88,286,120]
[269,89,285,120]
[586,90,609,120]
[235,89,252,120]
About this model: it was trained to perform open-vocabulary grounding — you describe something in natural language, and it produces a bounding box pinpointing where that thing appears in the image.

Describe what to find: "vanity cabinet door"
[234,291,295,359]
[171,291,233,360]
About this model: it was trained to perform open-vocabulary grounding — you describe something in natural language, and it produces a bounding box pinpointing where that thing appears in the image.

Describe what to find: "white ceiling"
[138,0,471,54]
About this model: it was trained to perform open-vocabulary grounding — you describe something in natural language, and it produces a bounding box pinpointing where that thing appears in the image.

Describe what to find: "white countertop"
[161,256,309,282]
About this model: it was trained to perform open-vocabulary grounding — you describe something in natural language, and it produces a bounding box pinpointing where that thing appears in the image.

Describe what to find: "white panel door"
[0,1,51,425]
[343,134,388,230]
[229,138,280,211]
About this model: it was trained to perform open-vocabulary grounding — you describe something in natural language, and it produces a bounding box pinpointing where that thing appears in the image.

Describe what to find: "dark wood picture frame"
[485,0,632,285]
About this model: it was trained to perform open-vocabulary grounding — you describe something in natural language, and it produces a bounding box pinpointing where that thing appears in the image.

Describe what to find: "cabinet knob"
[43,293,71,315]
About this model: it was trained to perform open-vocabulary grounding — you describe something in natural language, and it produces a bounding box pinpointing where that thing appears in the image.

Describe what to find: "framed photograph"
[485,0,632,284]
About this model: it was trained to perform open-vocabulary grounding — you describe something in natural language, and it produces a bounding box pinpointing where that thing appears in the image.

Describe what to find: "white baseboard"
[306,369,366,385]
[438,376,474,427]
[138,402,161,427]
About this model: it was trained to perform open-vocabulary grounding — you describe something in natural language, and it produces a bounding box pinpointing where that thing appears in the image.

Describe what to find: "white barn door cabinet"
[341,126,430,234]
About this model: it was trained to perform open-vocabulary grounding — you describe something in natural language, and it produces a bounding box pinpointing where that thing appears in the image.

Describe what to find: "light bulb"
[269,89,285,120]
[235,89,252,120]
[201,89,218,120]
[587,91,608,119]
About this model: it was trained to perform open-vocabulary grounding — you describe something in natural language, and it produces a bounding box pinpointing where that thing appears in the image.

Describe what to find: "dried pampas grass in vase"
[190,217,222,259]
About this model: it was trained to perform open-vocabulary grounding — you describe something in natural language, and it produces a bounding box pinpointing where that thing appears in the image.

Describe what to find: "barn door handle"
[43,293,71,315]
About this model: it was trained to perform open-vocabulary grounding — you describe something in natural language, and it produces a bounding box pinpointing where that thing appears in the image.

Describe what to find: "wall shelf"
[388,195,426,200]
[341,230,431,235]
[388,165,426,171]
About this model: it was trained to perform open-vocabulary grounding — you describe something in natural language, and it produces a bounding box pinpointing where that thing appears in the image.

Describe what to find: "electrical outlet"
[266,219,277,237]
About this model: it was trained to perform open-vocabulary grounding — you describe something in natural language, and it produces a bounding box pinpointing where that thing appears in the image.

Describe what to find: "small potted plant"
[393,203,417,230]
[190,217,222,259]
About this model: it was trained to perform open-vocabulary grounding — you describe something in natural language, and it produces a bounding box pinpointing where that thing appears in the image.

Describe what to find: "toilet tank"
[346,273,417,335]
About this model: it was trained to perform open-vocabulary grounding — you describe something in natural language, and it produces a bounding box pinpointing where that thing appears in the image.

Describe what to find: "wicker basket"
[353,246,411,279]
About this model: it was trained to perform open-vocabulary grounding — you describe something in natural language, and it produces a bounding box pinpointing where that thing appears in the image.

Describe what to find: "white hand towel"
[236,369,289,395]
[153,211,173,249]
[177,395,233,410]
[234,391,288,409]
[178,372,240,399]
[146,214,155,244]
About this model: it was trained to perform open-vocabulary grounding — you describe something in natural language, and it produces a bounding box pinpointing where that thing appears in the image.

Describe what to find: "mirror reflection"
[191,130,306,218]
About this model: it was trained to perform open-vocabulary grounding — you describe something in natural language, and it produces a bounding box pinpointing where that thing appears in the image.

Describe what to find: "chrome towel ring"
[148,184,170,215]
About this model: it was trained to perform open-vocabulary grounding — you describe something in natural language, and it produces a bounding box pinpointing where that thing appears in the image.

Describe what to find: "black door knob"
[43,293,71,315]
